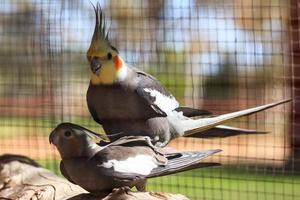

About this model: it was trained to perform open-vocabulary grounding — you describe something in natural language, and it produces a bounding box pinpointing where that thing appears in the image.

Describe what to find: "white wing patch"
[100,154,158,175]
[144,88,179,114]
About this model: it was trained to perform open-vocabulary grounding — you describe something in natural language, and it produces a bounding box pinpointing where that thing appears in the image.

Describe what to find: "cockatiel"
[86,4,291,147]
[49,122,220,193]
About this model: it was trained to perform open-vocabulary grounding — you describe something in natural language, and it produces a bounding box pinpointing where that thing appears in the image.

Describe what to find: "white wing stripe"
[100,155,158,175]
[144,88,179,114]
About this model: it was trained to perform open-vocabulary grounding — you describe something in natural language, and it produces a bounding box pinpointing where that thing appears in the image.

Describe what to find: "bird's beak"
[90,57,102,75]
[49,130,59,146]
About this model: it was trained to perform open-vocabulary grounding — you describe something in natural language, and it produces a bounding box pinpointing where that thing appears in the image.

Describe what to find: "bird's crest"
[87,3,117,55]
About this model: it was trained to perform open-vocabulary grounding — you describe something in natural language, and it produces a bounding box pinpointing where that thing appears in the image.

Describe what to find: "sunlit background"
[0,0,298,199]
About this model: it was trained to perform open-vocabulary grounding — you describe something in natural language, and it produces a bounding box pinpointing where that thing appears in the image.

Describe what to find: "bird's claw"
[155,141,169,148]
[113,186,131,195]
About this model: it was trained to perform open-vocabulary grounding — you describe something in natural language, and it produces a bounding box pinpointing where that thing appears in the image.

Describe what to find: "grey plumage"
[50,123,220,193]
[86,5,291,147]
[87,63,290,146]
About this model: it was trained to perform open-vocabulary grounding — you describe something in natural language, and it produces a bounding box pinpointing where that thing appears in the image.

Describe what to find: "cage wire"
[0,0,298,199]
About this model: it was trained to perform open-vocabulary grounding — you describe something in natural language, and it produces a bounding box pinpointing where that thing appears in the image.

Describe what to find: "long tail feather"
[186,125,268,138]
[180,99,291,136]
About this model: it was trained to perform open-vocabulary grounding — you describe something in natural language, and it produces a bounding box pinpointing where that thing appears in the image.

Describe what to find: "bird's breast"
[62,159,122,192]
[87,84,157,121]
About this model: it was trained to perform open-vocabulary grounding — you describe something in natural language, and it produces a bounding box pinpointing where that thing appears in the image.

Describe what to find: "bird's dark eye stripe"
[107,52,112,60]
[64,131,72,137]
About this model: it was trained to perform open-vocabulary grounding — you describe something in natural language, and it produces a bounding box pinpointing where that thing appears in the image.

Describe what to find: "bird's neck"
[83,143,103,159]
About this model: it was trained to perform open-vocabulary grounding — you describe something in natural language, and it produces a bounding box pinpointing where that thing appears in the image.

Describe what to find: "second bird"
[86,4,290,147]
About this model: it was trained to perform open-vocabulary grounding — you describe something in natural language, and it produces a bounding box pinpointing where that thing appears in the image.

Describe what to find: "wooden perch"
[0,154,189,200]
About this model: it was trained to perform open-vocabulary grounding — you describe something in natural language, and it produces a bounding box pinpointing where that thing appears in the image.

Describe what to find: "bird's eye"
[64,131,72,137]
[107,52,112,60]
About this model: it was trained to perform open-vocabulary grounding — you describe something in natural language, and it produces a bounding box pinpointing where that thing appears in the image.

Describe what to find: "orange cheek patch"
[113,55,123,70]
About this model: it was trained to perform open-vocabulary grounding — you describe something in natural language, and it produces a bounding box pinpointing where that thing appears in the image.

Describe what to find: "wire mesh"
[0,0,298,200]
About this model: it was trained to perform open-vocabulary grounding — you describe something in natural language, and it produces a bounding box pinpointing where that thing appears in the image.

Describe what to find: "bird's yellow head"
[87,4,127,85]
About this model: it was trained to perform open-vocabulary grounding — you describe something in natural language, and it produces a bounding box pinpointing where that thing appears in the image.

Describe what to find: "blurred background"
[0,0,298,199]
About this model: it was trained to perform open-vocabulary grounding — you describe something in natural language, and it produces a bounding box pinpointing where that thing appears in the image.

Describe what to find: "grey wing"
[130,65,158,81]
[134,69,179,117]
[60,161,76,184]
[134,68,174,98]
[136,86,167,117]
[88,150,151,181]
[96,166,146,181]
[147,149,221,178]
[132,67,209,118]
[89,139,167,180]
[107,136,153,147]
[106,136,165,155]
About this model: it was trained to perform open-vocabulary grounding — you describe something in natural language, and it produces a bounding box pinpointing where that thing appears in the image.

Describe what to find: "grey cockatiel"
[49,122,221,193]
[86,4,291,147]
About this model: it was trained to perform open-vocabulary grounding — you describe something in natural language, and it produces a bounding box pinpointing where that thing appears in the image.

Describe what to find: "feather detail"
[99,154,158,175]
[87,3,119,56]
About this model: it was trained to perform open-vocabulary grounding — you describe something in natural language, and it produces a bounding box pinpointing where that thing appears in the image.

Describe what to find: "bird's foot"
[155,140,169,148]
[113,186,132,195]
[135,179,147,192]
